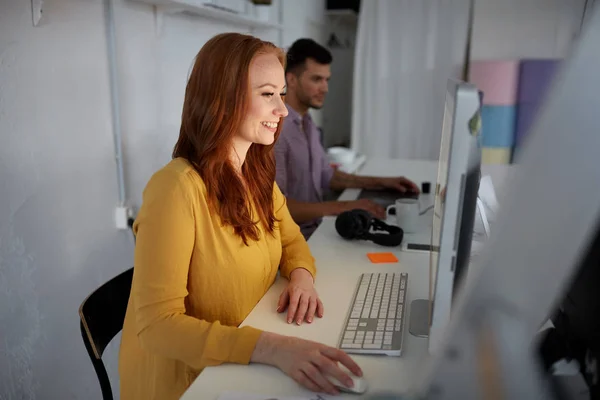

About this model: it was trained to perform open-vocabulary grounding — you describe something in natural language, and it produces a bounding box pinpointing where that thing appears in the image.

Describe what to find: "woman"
[118,33,362,399]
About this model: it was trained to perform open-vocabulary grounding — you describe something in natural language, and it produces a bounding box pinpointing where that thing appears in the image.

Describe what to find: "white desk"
[181,158,514,400]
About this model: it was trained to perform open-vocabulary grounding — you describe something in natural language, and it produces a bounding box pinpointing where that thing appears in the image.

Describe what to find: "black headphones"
[335,209,404,247]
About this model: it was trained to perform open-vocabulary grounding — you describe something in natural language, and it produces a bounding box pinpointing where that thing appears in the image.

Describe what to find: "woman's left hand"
[277,268,324,325]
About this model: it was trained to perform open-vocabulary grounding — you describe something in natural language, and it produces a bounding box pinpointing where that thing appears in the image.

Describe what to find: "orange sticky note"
[367,252,399,263]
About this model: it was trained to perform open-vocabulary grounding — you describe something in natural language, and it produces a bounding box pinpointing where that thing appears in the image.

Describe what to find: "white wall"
[472,0,586,60]
[323,0,587,153]
[0,0,325,398]
[281,0,328,127]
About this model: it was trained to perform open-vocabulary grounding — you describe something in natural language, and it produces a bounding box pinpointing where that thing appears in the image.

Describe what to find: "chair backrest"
[79,267,133,359]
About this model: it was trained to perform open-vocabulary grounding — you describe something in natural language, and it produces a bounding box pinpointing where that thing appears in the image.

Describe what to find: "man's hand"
[330,169,420,193]
[278,268,323,325]
[370,176,420,193]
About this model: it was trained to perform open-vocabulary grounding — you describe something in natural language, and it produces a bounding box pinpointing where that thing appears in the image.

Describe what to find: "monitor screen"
[452,165,480,295]
[428,88,454,315]
[424,79,482,352]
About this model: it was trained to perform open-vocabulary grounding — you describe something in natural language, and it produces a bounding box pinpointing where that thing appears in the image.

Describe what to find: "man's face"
[293,58,331,109]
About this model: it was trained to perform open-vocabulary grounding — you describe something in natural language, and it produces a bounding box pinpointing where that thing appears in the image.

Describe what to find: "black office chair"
[79,267,133,400]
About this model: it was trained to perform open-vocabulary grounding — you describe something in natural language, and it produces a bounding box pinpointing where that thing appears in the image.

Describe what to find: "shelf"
[131,0,283,31]
[326,9,358,25]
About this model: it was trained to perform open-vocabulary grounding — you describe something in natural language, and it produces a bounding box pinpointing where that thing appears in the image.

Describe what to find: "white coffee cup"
[387,198,420,233]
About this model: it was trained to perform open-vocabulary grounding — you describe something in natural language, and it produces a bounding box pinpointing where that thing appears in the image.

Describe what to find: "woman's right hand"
[251,332,363,395]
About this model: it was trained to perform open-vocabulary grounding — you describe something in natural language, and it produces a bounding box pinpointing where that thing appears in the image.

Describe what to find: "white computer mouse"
[327,374,368,394]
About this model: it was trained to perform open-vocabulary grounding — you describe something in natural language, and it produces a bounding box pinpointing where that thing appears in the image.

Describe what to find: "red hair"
[173,33,285,245]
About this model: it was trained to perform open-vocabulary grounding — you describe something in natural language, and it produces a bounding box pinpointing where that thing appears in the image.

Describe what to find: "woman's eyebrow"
[255,83,286,90]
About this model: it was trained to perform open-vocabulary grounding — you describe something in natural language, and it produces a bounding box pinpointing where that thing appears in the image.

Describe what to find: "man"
[275,38,420,239]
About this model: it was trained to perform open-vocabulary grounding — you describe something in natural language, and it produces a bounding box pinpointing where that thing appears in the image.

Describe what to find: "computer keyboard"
[357,189,419,208]
[338,272,408,356]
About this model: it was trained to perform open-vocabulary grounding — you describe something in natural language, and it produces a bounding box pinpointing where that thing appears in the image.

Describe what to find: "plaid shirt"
[274,104,334,239]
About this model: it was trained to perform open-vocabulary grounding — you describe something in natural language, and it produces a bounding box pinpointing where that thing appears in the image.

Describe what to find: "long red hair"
[173,33,285,245]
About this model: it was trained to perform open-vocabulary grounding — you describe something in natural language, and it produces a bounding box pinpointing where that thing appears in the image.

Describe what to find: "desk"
[181,158,514,400]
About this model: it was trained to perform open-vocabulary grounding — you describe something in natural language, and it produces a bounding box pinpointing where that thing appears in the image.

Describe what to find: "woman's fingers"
[277,289,289,313]
[316,298,324,318]
[305,297,317,323]
[294,294,310,325]
[286,289,301,324]
[301,362,339,395]
[313,354,353,389]
[321,346,363,377]
[291,369,322,393]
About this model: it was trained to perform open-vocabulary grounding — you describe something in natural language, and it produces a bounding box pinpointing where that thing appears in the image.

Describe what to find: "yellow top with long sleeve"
[118,157,316,400]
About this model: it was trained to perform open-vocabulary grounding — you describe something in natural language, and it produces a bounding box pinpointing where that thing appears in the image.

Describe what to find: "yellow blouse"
[119,157,316,400]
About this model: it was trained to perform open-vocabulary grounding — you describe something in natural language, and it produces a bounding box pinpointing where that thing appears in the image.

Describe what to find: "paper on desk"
[217,392,332,400]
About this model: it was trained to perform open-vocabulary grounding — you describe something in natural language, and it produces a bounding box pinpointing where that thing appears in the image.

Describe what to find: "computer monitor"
[401,5,600,397]
[407,79,482,355]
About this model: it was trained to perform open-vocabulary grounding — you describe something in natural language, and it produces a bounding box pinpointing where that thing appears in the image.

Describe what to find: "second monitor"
[409,78,482,355]
[337,79,482,356]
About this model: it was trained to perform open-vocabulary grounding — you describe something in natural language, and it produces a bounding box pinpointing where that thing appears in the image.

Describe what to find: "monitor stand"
[407,197,488,339]
[408,299,431,337]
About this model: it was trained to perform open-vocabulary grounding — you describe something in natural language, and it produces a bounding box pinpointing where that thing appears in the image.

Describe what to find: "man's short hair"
[285,38,332,75]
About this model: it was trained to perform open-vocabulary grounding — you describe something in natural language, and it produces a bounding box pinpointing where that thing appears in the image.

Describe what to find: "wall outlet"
[115,206,130,230]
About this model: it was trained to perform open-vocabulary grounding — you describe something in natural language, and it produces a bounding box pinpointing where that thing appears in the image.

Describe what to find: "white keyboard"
[338,272,408,356]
